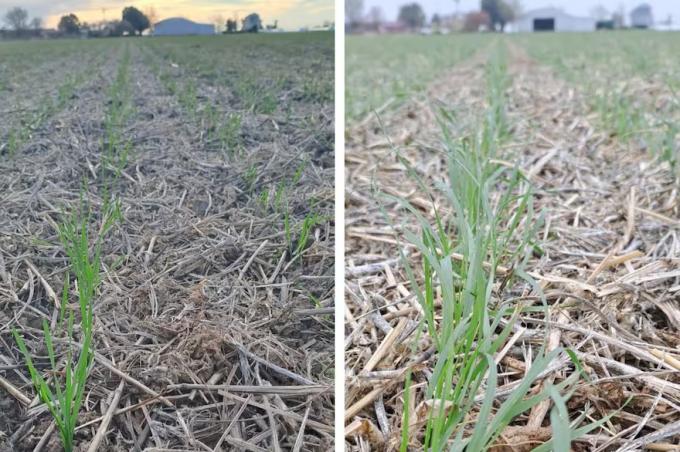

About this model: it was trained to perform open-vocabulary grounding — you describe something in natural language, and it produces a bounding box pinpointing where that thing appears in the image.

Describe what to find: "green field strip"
[1,44,114,157]
[512,32,679,177]
[346,33,495,122]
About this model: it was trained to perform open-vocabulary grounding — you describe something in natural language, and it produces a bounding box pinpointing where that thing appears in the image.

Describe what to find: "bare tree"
[367,6,383,26]
[590,4,610,21]
[614,3,626,26]
[464,10,491,31]
[226,19,238,33]
[4,6,29,32]
[144,6,157,31]
[346,0,364,26]
[30,16,42,30]
[508,0,522,17]
[612,3,625,27]
[212,14,225,33]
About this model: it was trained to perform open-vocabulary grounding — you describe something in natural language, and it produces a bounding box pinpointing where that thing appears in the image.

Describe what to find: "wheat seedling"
[295,212,322,256]
[392,46,606,450]
[395,112,610,450]
[12,196,120,452]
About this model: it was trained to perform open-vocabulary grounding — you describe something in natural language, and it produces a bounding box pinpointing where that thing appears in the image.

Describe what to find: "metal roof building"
[513,8,596,32]
[153,18,214,36]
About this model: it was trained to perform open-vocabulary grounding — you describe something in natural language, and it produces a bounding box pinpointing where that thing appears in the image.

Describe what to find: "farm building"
[630,4,653,28]
[513,8,596,32]
[153,18,214,36]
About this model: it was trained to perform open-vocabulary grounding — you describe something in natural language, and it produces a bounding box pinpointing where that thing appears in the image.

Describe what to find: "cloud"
[0,0,332,29]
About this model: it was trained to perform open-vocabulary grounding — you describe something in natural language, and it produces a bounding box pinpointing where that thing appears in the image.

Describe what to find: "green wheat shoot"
[393,45,606,449]
[295,212,322,256]
[12,197,119,452]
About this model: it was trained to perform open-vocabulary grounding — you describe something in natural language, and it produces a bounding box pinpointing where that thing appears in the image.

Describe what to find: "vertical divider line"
[334,1,346,450]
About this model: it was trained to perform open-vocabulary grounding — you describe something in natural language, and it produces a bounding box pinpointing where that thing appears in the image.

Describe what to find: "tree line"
[2,6,275,38]
[1,6,151,38]
[1,7,42,37]
[347,0,520,32]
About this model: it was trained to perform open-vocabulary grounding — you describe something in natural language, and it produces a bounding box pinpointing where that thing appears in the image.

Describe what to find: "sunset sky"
[0,0,334,30]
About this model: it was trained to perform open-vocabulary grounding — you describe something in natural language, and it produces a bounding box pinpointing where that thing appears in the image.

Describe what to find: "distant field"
[1,33,334,451]
[513,31,680,173]
[513,30,680,81]
[346,33,493,120]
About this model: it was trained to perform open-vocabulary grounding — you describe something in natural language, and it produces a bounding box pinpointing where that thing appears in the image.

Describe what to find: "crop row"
[143,35,332,115]
[9,42,134,452]
[137,42,245,157]
[346,34,493,121]
[139,36,333,281]
[1,50,107,158]
[515,32,679,178]
[387,42,609,450]
[0,43,117,156]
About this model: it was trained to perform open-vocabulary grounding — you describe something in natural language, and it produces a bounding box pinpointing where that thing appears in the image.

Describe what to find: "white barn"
[153,18,214,36]
[513,8,596,32]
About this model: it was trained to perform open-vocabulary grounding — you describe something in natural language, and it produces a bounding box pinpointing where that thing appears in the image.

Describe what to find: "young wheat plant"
[393,44,607,451]
[12,197,120,452]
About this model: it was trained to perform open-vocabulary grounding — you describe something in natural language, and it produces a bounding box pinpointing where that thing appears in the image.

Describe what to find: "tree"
[122,6,149,36]
[346,0,364,26]
[398,3,426,30]
[590,4,610,21]
[30,17,42,30]
[4,7,28,32]
[58,14,81,35]
[612,11,624,27]
[242,13,262,32]
[87,20,130,37]
[508,0,522,18]
[112,20,134,36]
[432,13,442,26]
[368,6,383,26]
[226,19,238,33]
[464,10,491,31]
[80,21,92,35]
[212,14,225,33]
[613,3,626,27]
[481,0,514,31]
[500,1,516,25]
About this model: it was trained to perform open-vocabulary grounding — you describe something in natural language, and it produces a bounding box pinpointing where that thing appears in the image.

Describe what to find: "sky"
[361,0,680,25]
[0,0,334,30]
